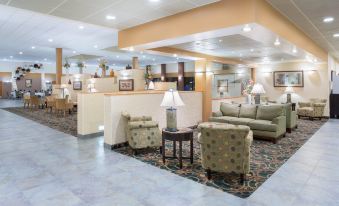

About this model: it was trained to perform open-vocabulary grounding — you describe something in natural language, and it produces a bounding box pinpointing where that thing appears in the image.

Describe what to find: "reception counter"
[104,91,203,147]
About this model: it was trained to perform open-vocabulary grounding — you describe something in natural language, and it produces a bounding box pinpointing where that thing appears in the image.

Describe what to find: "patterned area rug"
[114,119,327,198]
[3,107,77,137]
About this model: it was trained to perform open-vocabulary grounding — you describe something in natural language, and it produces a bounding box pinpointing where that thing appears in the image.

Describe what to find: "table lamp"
[251,83,266,104]
[285,86,294,103]
[160,89,185,132]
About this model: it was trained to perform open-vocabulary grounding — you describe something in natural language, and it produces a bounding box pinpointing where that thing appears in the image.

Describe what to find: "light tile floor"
[0,99,338,206]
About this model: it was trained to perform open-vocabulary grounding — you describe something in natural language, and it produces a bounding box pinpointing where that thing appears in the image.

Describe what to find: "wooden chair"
[46,96,56,112]
[23,96,30,108]
[29,96,41,110]
[55,98,73,117]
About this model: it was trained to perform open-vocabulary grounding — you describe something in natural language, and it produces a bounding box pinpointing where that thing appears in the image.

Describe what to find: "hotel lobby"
[0,0,339,205]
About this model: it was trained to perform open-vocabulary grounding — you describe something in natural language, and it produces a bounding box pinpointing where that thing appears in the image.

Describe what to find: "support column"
[132,57,139,69]
[194,60,212,121]
[56,48,62,85]
[251,67,256,82]
[161,64,166,82]
[178,62,185,91]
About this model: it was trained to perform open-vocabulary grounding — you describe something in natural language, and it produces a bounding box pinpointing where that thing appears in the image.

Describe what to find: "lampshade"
[160,89,185,107]
[251,83,266,94]
[284,86,294,94]
[148,81,155,90]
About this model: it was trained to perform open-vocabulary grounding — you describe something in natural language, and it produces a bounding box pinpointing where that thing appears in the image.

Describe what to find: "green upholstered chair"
[122,112,161,155]
[198,122,253,182]
[297,98,327,120]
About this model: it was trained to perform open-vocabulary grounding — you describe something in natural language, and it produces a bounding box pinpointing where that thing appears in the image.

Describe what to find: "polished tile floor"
[0,99,338,206]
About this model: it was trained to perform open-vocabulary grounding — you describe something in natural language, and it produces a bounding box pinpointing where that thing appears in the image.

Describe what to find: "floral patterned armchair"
[198,122,253,182]
[122,112,161,155]
[297,98,327,120]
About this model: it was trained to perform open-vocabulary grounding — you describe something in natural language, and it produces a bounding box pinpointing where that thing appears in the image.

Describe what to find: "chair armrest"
[298,102,311,108]
[121,111,131,120]
[211,111,223,117]
[313,103,326,107]
[272,116,286,133]
[130,116,152,121]
[128,121,159,129]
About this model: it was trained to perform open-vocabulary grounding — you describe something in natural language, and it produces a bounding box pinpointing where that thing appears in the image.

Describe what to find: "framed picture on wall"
[119,79,134,91]
[273,71,304,87]
[73,81,82,90]
[25,79,32,88]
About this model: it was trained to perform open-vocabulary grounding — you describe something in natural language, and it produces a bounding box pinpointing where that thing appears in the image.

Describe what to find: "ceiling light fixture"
[195,41,201,46]
[323,17,334,23]
[94,45,98,48]
[292,47,297,53]
[44,58,47,61]
[79,25,84,29]
[149,0,160,2]
[333,33,339,38]
[274,38,281,46]
[72,51,76,54]
[173,54,178,57]
[250,49,254,52]
[31,46,35,49]
[48,38,53,42]
[129,47,134,51]
[10,56,13,58]
[242,24,252,32]
[116,55,120,58]
[19,52,23,55]
[219,39,223,43]
[106,15,116,20]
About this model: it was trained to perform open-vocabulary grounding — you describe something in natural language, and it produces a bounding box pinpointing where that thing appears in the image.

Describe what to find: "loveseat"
[209,103,286,143]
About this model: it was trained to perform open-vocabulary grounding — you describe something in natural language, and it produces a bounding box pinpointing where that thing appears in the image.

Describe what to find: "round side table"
[162,128,194,169]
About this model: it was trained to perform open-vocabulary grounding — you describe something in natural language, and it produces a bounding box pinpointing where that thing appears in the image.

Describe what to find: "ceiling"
[0,4,189,68]
[0,0,220,30]
[267,0,339,59]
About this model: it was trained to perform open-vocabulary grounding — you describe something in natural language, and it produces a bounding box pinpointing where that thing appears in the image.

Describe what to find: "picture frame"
[119,79,134,91]
[73,81,82,90]
[25,79,32,88]
[273,71,304,87]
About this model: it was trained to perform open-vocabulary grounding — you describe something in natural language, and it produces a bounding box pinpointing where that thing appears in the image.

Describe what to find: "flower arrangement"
[63,60,70,69]
[242,79,254,95]
[98,59,109,70]
[77,62,85,68]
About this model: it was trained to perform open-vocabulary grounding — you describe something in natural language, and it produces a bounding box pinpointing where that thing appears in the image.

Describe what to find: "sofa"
[297,98,327,120]
[267,103,297,133]
[122,112,162,155]
[198,122,253,182]
[209,103,286,143]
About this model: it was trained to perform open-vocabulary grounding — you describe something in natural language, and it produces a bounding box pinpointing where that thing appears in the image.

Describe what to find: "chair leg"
[205,169,212,180]
[309,117,314,121]
[159,146,162,155]
[240,174,246,184]
[133,149,138,156]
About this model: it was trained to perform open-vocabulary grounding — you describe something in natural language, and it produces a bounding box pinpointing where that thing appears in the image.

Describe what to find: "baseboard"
[77,132,103,138]
[104,142,128,150]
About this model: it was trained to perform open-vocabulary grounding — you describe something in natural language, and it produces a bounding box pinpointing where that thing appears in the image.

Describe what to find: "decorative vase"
[109,69,114,77]
[102,67,106,77]
[247,95,252,104]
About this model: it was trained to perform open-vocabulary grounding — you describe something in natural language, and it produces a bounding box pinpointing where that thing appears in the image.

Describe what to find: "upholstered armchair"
[198,122,253,182]
[297,98,327,120]
[122,112,161,155]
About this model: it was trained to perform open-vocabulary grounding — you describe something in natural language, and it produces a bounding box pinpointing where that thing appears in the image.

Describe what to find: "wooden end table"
[162,128,194,169]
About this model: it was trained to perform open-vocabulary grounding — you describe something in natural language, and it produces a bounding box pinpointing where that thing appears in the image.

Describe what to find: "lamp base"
[166,108,177,132]
[286,94,292,103]
[254,94,261,105]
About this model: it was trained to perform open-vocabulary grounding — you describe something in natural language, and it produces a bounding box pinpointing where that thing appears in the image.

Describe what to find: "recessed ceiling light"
[129,47,134,51]
[48,38,53,42]
[72,51,76,54]
[149,0,160,2]
[79,25,84,30]
[292,47,297,53]
[152,58,156,61]
[173,54,178,57]
[44,58,47,61]
[3,58,7,61]
[323,17,334,23]
[333,33,339,38]
[195,41,201,45]
[242,24,252,32]
[116,55,120,58]
[250,49,254,52]
[219,39,223,42]
[31,46,35,49]
[142,55,146,58]
[274,38,281,46]
[94,45,98,48]
[19,52,23,55]
[106,15,116,20]
[9,56,13,58]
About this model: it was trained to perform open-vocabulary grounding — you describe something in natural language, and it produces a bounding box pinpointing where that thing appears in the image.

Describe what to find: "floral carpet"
[114,119,327,198]
[3,107,78,137]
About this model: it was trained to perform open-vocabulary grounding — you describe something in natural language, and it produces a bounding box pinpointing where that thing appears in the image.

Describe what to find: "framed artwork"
[119,79,134,91]
[217,79,228,95]
[273,71,304,87]
[73,81,82,90]
[25,79,32,88]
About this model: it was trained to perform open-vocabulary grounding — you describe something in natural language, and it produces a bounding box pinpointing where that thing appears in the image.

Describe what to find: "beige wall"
[255,61,330,116]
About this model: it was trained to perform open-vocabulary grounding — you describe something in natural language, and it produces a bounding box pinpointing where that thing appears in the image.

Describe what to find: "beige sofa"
[209,103,286,143]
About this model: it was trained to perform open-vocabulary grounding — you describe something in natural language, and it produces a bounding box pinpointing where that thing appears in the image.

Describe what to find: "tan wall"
[16,73,42,92]
[255,61,330,116]
[0,72,12,81]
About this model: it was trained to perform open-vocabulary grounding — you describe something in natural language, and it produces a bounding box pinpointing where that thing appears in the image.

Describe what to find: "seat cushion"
[208,116,238,123]
[248,120,277,132]
[256,105,284,121]
[227,118,255,126]
[239,104,257,119]
[297,107,313,116]
[220,103,240,117]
